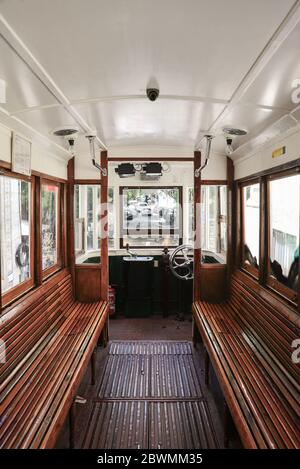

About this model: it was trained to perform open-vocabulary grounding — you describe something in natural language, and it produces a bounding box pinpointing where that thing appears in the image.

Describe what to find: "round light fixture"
[52,126,79,137]
[222,127,248,136]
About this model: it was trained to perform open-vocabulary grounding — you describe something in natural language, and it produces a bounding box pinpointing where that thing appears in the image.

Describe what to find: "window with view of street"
[242,182,260,275]
[41,183,59,271]
[121,187,182,248]
[269,174,299,295]
[74,184,101,263]
[0,176,31,294]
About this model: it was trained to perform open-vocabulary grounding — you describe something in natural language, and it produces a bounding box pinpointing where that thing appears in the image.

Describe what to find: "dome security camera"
[146,88,159,101]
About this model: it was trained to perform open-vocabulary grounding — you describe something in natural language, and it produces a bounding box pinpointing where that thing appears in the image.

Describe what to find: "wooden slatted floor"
[83,341,219,449]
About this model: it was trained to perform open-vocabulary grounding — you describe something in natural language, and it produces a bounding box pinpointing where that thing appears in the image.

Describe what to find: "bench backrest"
[229,272,300,397]
[0,270,73,399]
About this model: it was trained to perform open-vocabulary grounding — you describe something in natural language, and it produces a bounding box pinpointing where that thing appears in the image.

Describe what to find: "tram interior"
[0,0,299,451]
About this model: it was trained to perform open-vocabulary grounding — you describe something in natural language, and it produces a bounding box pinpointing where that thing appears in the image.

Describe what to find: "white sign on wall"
[11,132,32,176]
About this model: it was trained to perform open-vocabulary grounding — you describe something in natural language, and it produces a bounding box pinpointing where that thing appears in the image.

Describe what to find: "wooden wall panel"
[226,157,234,292]
[193,151,201,302]
[200,264,228,303]
[75,266,101,303]
[67,158,75,296]
[100,151,109,302]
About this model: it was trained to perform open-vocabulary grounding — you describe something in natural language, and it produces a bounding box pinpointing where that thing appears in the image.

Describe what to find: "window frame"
[74,181,101,264]
[240,178,260,278]
[0,170,35,306]
[266,169,300,303]
[41,178,62,279]
[238,165,300,308]
[119,186,183,249]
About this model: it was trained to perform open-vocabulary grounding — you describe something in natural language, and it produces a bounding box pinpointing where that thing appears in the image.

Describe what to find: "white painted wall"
[0,121,68,179]
[234,126,300,180]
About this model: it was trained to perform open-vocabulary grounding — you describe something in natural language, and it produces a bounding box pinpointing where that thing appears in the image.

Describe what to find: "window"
[241,182,260,276]
[120,187,182,248]
[41,182,60,274]
[268,173,299,299]
[200,185,227,263]
[188,187,194,245]
[0,174,33,301]
[108,187,115,249]
[74,184,101,263]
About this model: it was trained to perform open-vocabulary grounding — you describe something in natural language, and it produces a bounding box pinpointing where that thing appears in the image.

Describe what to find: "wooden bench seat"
[0,269,109,448]
[192,271,300,449]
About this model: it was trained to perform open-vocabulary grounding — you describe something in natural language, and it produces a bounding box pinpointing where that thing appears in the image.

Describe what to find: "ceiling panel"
[240,20,300,111]
[15,106,81,145]
[73,99,226,146]
[0,0,295,102]
[215,104,285,151]
[0,36,58,112]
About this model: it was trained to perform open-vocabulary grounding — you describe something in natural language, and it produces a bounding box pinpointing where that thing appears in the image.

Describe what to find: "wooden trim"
[67,158,75,295]
[0,160,67,183]
[61,183,67,269]
[74,179,102,185]
[100,151,108,302]
[201,179,227,185]
[31,170,66,184]
[235,158,300,183]
[226,157,234,290]
[193,151,201,302]
[0,159,11,170]
[108,157,194,162]
[75,264,100,270]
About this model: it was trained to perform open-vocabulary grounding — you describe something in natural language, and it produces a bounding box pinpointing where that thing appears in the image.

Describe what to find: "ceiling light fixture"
[226,137,234,156]
[222,127,248,136]
[52,126,79,137]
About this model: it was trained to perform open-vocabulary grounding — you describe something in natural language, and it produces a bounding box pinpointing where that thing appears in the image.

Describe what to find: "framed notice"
[12,132,32,176]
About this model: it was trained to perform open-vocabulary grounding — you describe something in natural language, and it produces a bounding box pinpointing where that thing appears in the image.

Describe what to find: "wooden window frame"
[74,181,101,264]
[237,163,300,311]
[266,168,300,304]
[0,170,35,307]
[240,178,260,279]
[41,178,63,279]
[119,186,183,249]
[200,183,228,261]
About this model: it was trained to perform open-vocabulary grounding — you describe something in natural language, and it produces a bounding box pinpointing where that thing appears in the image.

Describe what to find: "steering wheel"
[169,245,194,281]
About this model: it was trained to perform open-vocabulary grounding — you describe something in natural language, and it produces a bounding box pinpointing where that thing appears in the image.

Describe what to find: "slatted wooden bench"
[192,271,300,449]
[0,269,109,449]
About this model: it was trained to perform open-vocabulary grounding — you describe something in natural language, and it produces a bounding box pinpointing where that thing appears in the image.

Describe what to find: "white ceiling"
[0,0,300,158]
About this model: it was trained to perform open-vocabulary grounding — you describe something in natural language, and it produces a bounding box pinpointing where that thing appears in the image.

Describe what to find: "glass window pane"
[74,184,101,263]
[0,176,31,293]
[42,184,58,270]
[121,187,182,248]
[201,185,227,262]
[108,187,115,249]
[188,188,194,245]
[243,183,260,271]
[269,174,299,293]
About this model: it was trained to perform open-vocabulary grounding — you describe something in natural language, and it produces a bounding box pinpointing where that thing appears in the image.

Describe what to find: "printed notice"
[12,132,32,176]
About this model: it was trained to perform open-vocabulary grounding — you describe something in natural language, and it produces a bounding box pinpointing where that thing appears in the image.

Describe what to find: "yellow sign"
[272,146,286,159]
